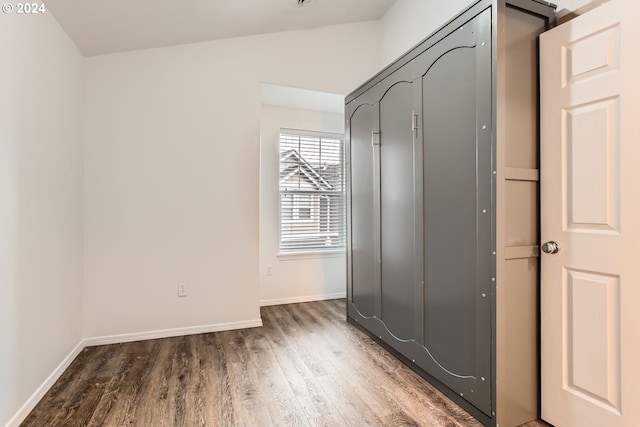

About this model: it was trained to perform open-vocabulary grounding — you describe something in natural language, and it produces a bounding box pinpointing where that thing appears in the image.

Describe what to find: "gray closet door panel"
[415,9,492,415]
[379,80,416,341]
[423,45,479,376]
[349,103,376,318]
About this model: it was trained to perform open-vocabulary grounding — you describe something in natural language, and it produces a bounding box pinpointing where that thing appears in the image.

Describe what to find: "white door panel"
[541,1,640,426]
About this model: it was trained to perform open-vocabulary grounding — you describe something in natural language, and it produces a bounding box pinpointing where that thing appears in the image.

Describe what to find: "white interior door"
[540,1,640,426]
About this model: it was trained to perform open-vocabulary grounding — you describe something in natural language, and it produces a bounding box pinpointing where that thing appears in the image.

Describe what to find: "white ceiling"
[43,0,398,57]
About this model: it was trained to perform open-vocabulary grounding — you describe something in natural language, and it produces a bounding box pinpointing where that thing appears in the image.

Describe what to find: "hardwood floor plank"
[269,305,334,378]
[208,332,237,427]
[22,377,109,427]
[243,328,297,403]
[129,338,178,427]
[315,374,386,427]
[262,309,340,420]
[520,421,553,427]
[87,339,161,426]
[308,413,350,427]
[67,345,121,381]
[182,334,215,426]
[261,309,326,397]
[226,360,263,405]
[383,411,422,427]
[267,398,311,427]
[233,400,273,427]
[20,344,125,427]
[295,393,339,420]
[21,299,549,427]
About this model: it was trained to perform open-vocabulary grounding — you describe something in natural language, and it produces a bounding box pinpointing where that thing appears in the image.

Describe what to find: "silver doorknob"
[541,241,560,254]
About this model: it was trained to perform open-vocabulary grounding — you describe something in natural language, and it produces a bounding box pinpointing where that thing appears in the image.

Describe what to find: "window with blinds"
[279,129,345,253]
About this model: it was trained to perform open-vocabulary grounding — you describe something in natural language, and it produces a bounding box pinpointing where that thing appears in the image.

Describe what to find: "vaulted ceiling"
[43,0,399,56]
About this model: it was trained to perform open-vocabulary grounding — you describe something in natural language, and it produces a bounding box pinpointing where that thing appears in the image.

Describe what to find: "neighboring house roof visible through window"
[279,149,333,191]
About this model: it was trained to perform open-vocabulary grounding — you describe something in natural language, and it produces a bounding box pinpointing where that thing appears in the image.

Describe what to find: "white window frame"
[278,128,345,255]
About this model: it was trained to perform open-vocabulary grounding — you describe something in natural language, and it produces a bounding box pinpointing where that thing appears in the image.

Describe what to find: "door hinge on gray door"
[372,131,381,146]
[412,112,419,131]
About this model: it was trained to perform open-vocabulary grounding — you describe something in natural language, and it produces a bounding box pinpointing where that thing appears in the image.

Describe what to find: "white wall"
[259,105,346,306]
[0,12,84,427]
[379,0,472,67]
[82,22,380,338]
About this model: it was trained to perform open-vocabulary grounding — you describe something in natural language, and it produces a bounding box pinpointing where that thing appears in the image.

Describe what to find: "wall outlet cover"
[178,282,188,297]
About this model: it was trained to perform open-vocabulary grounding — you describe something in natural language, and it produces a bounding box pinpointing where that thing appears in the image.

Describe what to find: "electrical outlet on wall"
[178,282,188,297]
[266,265,273,276]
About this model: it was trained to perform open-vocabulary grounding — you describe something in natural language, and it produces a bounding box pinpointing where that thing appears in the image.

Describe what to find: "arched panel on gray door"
[422,46,483,377]
[349,103,376,318]
[379,80,416,341]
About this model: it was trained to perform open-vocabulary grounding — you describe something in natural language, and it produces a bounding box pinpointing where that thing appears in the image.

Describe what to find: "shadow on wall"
[556,0,610,23]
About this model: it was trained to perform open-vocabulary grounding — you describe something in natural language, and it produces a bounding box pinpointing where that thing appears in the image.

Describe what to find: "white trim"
[5,340,85,427]
[83,319,264,347]
[281,127,344,139]
[260,292,346,307]
[277,250,345,260]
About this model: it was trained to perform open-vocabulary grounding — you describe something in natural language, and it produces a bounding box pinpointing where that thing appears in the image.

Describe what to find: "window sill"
[277,250,346,261]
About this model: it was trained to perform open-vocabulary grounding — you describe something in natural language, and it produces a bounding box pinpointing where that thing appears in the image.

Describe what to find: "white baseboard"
[5,339,85,427]
[83,318,264,347]
[260,292,346,307]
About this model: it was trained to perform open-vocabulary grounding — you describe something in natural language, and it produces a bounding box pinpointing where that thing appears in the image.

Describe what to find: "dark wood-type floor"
[22,299,551,427]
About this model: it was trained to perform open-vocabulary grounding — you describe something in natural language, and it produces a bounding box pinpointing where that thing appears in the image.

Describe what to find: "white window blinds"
[279,129,345,252]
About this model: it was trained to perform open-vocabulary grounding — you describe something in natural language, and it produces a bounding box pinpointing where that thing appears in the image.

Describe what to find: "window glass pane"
[279,130,345,252]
